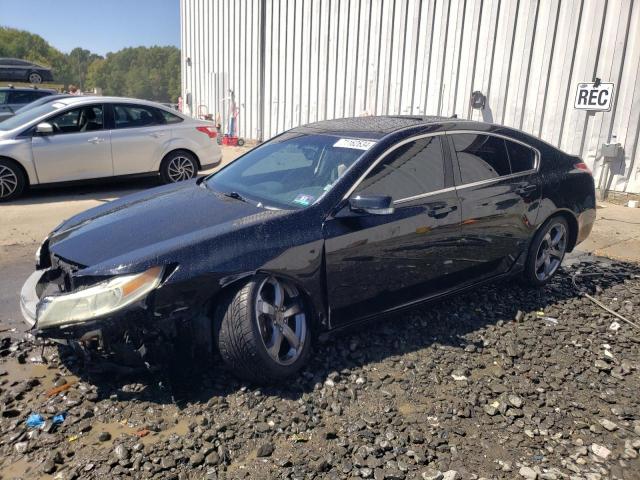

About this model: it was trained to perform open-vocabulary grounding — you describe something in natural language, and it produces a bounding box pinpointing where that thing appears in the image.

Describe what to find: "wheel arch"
[161,147,202,171]
[0,155,30,187]
[209,270,324,333]
[536,209,579,252]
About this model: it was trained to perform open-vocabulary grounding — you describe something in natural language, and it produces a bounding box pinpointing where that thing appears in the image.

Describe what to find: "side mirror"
[35,122,53,135]
[349,195,394,215]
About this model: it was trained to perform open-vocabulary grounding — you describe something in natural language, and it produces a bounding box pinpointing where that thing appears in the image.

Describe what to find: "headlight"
[37,266,164,329]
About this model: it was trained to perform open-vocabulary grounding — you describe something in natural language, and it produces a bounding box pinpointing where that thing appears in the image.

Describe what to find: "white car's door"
[109,103,170,175]
[31,104,113,183]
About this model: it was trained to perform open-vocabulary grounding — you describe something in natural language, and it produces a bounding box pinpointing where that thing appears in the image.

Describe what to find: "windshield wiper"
[223,191,247,202]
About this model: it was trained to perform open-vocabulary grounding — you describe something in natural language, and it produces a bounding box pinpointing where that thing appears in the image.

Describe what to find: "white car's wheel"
[0,160,26,201]
[160,150,198,184]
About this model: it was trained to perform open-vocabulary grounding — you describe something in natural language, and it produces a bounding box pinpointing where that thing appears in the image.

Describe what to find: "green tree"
[0,26,181,102]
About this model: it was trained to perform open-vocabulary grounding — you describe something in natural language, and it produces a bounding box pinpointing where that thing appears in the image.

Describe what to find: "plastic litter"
[609,321,621,331]
[541,316,558,325]
[26,413,45,429]
[52,412,67,425]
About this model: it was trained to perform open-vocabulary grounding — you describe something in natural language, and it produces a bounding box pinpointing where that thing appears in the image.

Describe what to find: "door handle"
[149,132,167,138]
[87,137,105,144]
[515,184,537,195]
[427,205,458,218]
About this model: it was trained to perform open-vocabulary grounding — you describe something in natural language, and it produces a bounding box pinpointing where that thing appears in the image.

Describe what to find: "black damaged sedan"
[20,116,596,383]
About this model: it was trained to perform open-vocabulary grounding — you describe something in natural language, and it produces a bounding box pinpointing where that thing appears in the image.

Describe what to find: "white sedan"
[0,96,222,200]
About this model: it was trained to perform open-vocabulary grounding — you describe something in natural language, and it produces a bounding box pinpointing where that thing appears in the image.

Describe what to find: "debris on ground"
[0,256,638,478]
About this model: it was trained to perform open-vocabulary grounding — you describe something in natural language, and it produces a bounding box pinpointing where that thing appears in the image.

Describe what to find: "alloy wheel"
[166,156,195,182]
[0,165,18,199]
[255,277,307,366]
[535,223,567,281]
[28,73,42,84]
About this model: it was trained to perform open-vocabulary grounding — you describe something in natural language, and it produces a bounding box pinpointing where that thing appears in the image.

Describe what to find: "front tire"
[523,216,569,286]
[214,275,312,384]
[0,159,26,202]
[159,150,198,184]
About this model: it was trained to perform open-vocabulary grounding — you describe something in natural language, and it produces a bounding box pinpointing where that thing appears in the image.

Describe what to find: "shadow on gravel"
[59,255,640,408]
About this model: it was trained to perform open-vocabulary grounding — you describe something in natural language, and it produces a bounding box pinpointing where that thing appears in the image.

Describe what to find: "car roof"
[0,86,57,93]
[51,96,179,109]
[292,115,472,139]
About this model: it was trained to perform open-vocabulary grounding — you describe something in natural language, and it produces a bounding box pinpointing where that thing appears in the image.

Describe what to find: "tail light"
[196,126,217,139]
[574,162,592,174]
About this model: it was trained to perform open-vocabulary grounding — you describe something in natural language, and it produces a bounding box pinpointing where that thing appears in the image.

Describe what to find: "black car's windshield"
[206,133,375,209]
[0,101,65,131]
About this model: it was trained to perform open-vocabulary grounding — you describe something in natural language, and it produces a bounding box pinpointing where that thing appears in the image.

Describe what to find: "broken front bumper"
[20,269,46,329]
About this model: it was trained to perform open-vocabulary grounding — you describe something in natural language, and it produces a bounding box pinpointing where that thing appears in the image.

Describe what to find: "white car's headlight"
[37,266,164,329]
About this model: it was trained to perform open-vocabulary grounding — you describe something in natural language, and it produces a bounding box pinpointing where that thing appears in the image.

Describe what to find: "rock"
[508,395,524,408]
[14,441,28,454]
[256,442,274,457]
[98,431,112,442]
[594,360,611,372]
[484,401,500,416]
[189,453,204,466]
[421,469,443,480]
[205,451,220,465]
[114,444,130,461]
[161,456,176,469]
[591,444,611,459]
[442,471,460,480]
[598,418,618,431]
[519,466,537,479]
[42,459,56,474]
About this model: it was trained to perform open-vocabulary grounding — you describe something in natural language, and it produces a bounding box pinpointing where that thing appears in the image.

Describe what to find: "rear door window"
[505,139,537,173]
[8,91,40,105]
[113,104,162,129]
[356,136,446,200]
[451,133,511,184]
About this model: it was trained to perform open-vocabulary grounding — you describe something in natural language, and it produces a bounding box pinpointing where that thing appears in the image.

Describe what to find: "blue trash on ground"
[26,413,45,428]
[52,412,67,425]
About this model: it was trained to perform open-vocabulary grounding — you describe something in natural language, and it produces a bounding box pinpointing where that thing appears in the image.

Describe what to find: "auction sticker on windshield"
[333,138,376,150]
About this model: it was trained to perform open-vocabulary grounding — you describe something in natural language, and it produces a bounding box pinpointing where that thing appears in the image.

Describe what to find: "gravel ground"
[0,255,639,480]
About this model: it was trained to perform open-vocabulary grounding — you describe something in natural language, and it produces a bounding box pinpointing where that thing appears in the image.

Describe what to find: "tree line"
[0,26,180,103]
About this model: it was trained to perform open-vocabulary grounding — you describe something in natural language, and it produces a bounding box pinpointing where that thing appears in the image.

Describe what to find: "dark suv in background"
[0,58,54,84]
[0,86,57,122]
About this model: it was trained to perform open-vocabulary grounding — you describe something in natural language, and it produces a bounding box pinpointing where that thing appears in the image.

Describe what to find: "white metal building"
[181,0,640,194]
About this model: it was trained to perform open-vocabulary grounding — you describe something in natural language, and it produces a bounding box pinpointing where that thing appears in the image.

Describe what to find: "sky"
[0,0,180,55]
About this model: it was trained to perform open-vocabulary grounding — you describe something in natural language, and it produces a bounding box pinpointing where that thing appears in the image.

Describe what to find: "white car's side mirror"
[35,122,54,135]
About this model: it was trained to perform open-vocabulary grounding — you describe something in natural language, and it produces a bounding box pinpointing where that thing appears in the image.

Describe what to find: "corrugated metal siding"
[181,0,640,193]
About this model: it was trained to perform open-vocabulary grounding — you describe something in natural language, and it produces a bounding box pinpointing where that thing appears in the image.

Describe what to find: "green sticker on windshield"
[293,194,315,206]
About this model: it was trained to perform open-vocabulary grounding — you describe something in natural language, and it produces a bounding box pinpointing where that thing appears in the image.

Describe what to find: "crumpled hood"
[48,180,285,272]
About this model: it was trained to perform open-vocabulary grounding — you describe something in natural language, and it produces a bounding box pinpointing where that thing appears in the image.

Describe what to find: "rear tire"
[0,159,26,202]
[523,216,569,286]
[214,275,312,384]
[28,72,42,84]
[159,150,198,184]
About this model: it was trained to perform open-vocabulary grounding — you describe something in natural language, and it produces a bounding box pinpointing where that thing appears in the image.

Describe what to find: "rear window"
[452,134,511,184]
[505,139,536,173]
[159,109,183,124]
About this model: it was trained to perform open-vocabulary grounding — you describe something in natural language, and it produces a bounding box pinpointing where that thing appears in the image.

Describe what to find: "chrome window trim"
[393,186,457,205]
[342,129,542,204]
[446,130,540,190]
[341,131,445,201]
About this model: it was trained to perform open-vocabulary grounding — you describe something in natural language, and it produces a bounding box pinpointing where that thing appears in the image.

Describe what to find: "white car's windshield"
[0,102,65,131]
[206,133,375,209]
